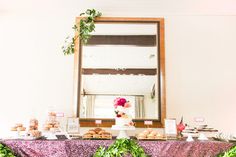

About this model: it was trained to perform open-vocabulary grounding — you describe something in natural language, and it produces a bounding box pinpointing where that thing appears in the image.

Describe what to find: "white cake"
[115,117,133,126]
[113,98,134,127]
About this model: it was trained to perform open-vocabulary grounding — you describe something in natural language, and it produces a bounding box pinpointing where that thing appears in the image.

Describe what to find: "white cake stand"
[111,125,135,139]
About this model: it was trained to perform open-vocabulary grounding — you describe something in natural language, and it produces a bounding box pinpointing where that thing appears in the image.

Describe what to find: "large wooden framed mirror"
[73,17,166,128]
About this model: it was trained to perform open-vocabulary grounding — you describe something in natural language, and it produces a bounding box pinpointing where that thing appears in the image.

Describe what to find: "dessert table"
[1,139,233,157]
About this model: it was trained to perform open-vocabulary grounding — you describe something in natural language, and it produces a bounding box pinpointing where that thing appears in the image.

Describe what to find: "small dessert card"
[164,119,177,137]
[95,120,102,124]
[67,117,80,133]
[144,120,153,125]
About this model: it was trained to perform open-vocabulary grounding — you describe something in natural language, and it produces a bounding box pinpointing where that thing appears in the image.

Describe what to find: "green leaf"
[80,13,85,16]
[0,144,15,157]
[62,8,102,55]
[93,139,149,157]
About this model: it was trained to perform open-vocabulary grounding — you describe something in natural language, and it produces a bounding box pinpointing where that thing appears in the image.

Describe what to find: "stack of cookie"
[43,112,60,132]
[27,118,42,138]
[29,119,38,131]
[83,128,112,139]
[11,123,26,132]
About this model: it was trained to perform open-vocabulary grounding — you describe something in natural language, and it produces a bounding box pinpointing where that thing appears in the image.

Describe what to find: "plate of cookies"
[82,128,112,140]
[136,128,166,141]
[11,123,26,132]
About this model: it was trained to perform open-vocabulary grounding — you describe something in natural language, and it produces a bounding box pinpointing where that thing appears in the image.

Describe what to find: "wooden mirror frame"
[73,17,166,128]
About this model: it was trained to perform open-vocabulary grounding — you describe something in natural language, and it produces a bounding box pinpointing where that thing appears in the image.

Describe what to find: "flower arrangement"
[114,97,131,118]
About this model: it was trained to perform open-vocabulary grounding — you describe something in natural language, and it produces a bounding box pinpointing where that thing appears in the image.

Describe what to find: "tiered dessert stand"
[111,125,135,139]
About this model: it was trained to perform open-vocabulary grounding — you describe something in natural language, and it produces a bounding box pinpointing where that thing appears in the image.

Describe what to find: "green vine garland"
[62,9,102,55]
[0,143,15,157]
[93,139,149,157]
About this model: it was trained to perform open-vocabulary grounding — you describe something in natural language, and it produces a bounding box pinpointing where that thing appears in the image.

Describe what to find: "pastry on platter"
[11,123,26,132]
[137,133,146,139]
[29,118,39,131]
[98,130,105,135]
[83,128,112,139]
[17,127,26,131]
[137,129,162,140]
[94,128,102,133]
[83,133,93,138]
[102,133,112,139]
[11,127,17,131]
[150,131,157,136]
[15,123,23,128]
[147,128,153,132]
[93,134,102,138]
[147,134,155,139]
[88,130,96,134]
[43,112,60,132]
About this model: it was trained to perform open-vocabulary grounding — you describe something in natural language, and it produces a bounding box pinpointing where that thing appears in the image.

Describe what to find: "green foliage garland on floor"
[62,9,102,55]
[93,139,149,157]
[218,145,236,157]
[0,143,15,157]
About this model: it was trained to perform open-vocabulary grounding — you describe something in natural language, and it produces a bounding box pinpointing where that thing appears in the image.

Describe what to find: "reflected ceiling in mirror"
[80,23,159,119]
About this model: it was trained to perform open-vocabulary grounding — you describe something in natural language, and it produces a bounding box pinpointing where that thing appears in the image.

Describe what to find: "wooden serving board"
[82,137,112,140]
[137,137,168,141]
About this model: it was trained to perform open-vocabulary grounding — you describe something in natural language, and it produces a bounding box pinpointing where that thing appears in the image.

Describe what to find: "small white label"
[56,112,65,117]
[144,120,153,125]
[95,120,102,124]
[194,117,205,122]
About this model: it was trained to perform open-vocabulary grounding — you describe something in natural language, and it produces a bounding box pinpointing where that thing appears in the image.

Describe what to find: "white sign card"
[95,120,102,124]
[67,117,80,133]
[144,120,153,125]
[164,119,177,136]
[194,117,205,122]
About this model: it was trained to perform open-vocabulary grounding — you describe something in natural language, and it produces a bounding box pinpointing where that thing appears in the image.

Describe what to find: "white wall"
[1,0,236,135]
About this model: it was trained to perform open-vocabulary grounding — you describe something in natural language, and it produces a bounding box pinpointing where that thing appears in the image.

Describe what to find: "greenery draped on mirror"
[73,17,166,127]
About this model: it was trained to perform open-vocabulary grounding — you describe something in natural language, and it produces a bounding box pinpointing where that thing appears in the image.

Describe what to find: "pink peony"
[114,97,127,106]
[117,98,126,106]
[114,104,118,108]
[114,97,120,105]
[124,102,131,108]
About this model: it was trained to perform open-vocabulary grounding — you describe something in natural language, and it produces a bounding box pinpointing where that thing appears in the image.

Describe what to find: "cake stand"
[111,125,135,139]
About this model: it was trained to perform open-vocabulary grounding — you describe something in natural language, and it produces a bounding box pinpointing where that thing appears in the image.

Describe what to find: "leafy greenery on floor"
[218,145,236,157]
[93,139,149,157]
[0,144,15,157]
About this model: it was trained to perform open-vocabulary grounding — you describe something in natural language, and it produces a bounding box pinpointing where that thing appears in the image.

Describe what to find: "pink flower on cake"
[114,97,129,117]
[124,102,131,108]
[114,97,126,107]
[116,114,121,118]
[114,104,118,109]
[118,98,126,106]
[129,121,134,126]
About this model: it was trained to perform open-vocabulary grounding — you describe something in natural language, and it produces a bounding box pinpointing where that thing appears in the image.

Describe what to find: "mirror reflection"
[80,23,159,119]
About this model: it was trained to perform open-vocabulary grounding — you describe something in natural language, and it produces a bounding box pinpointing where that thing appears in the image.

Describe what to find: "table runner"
[2,139,233,157]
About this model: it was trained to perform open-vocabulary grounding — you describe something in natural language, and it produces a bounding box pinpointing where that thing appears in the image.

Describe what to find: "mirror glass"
[80,23,159,119]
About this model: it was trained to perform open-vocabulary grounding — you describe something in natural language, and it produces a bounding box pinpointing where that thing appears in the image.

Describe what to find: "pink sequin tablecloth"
[1,139,233,157]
